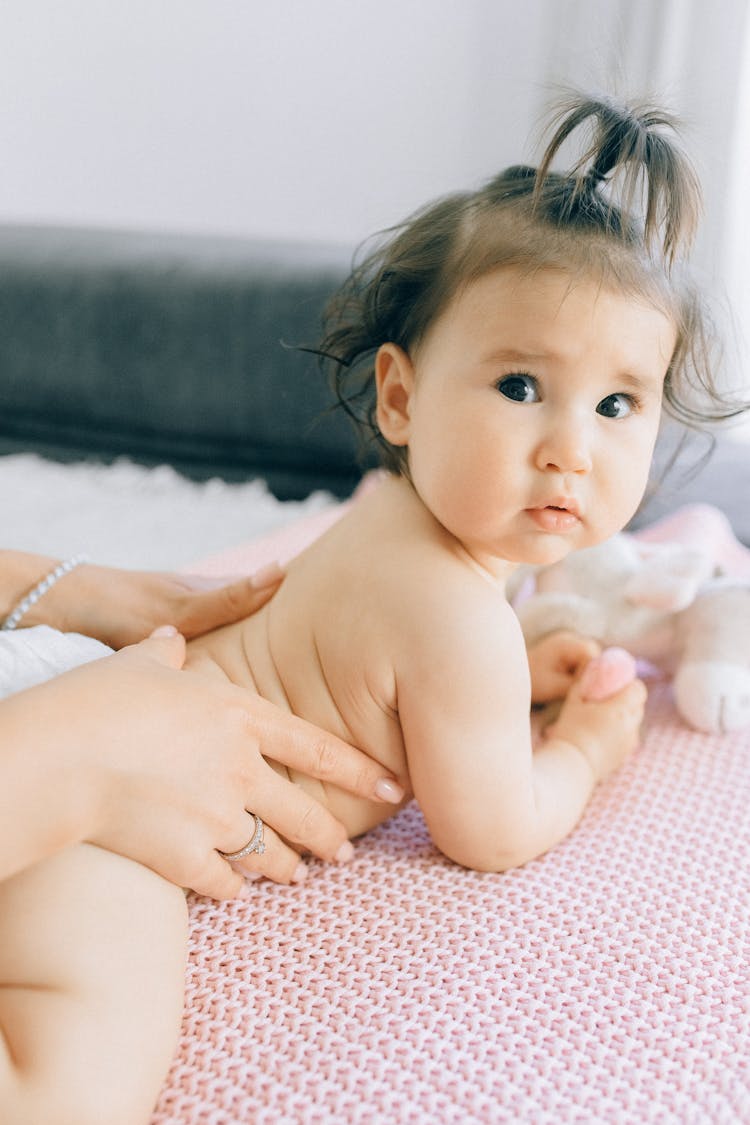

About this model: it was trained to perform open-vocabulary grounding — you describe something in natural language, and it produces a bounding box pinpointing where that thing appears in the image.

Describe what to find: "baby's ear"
[375,344,414,446]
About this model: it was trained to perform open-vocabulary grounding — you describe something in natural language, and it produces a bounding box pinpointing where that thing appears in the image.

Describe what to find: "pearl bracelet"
[1,554,90,631]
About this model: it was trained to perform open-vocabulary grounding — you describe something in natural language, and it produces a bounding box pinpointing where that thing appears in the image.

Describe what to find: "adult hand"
[8,629,404,899]
[29,558,286,647]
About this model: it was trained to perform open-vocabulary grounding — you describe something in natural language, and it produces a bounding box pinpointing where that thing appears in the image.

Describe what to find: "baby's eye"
[496,374,540,403]
[597,393,636,419]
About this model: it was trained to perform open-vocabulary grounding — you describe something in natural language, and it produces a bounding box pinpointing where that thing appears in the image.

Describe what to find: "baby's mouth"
[526,501,582,532]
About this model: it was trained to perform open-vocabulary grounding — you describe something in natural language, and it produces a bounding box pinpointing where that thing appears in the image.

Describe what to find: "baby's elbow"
[431,824,539,874]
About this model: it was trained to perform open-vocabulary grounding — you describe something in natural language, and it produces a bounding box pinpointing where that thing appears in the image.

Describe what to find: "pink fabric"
[154,502,750,1124]
[192,502,352,577]
[632,501,750,579]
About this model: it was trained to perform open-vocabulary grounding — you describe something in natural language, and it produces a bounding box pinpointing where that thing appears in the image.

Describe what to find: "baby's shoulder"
[387,537,520,655]
[305,479,518,640]
[433,550,513,615]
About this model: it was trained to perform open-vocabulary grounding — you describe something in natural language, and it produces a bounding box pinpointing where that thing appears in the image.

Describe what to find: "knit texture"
[152,502,750,1124]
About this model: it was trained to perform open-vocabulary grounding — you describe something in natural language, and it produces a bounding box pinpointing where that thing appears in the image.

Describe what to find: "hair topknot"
[532,93,702,266]
[312,90,743,474]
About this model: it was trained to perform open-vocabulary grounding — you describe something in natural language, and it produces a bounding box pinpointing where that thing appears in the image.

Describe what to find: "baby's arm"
[396,585,645,872]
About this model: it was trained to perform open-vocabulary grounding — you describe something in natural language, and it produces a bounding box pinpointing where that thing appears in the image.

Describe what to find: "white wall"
[0,0,550,246]
[0,0,745,282]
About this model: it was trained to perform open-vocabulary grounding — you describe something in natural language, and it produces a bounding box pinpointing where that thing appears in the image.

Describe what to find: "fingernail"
[291,861,308,883]
[334,841,355,863]
[250,561,285,588]
[238,883,254,899]
[151,624,179,638]
[374,778,405,803]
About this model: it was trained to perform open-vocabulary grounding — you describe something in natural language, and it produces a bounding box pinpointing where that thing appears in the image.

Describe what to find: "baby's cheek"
[598,460,651,537]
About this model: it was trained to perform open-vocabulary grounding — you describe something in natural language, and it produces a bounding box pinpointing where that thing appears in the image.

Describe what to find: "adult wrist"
[1,555,90,632]
[0,551,60,625]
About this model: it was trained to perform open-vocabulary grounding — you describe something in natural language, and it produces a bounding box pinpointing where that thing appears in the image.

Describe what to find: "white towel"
[0,625,112,700]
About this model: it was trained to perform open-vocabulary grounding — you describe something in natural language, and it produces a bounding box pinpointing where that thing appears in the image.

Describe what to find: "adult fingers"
[247,768,361,863]
[125,629,187,669]
[176,830,306,899]
[187,849,251,901]
[248,696,406,805]
[177,564,285,636]
[223,815,311,886]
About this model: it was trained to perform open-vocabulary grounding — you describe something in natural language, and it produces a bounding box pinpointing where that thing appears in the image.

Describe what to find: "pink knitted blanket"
[152,502,750,1124]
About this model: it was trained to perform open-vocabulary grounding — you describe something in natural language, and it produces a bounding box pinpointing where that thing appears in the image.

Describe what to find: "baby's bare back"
[186,488,416,839]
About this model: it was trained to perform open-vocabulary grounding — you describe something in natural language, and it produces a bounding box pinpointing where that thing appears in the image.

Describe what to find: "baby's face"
[396,265,676,572]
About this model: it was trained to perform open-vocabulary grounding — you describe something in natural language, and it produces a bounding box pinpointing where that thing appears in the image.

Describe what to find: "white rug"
[1,454,337,571]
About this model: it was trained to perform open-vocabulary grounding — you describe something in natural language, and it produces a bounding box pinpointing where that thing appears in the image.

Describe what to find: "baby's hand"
[527,630,601,703]
[545,662,648,782]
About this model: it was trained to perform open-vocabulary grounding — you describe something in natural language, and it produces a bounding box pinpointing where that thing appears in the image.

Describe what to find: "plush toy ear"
[624,546,714,612]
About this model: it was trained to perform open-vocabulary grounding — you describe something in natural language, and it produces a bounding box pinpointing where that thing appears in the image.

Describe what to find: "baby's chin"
[517,519,630,567]
[466,541,575,577]
[458,519,622,572]
[501,535,588,569]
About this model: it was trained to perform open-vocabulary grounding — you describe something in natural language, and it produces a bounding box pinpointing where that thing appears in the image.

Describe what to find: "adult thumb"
[140,625,187,669]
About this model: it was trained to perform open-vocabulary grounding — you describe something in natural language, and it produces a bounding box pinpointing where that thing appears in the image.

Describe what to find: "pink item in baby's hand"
[578,647,638,701]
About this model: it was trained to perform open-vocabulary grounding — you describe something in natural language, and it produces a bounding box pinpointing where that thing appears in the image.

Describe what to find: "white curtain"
[535,0,748,274]
[725,14,750,409]
[526,0,750,405]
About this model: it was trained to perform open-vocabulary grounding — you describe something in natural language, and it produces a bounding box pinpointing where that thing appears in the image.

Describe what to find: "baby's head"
[320,94,742,565]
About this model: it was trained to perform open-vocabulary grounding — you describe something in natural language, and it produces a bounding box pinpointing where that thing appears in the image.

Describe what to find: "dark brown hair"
[317,93,745,474]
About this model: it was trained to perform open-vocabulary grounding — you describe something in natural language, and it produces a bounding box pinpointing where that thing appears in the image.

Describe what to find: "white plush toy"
[515,530,750,734]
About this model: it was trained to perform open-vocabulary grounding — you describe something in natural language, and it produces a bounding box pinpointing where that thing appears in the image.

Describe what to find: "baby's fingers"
[620,676,649,711]
[527,630,602,703]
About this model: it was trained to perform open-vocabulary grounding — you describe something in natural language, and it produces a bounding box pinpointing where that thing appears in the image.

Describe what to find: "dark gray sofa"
[1,222,747,538]
[0,223,372,500]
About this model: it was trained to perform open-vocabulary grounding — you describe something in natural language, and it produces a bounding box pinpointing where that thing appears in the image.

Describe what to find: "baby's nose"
[535,422,593,474]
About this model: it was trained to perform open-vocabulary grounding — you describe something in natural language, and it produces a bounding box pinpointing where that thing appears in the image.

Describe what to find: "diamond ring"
[218,813,266,862]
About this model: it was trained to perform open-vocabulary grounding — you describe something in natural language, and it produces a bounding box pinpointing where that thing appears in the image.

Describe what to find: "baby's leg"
[0,843,188,1125]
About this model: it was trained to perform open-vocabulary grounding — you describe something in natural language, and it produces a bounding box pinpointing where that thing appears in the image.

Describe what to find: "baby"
[185,95,719,871]
[1,93,741,1124]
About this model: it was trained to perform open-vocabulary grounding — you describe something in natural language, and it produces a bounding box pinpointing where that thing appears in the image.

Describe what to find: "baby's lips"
[579,647,637,701]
